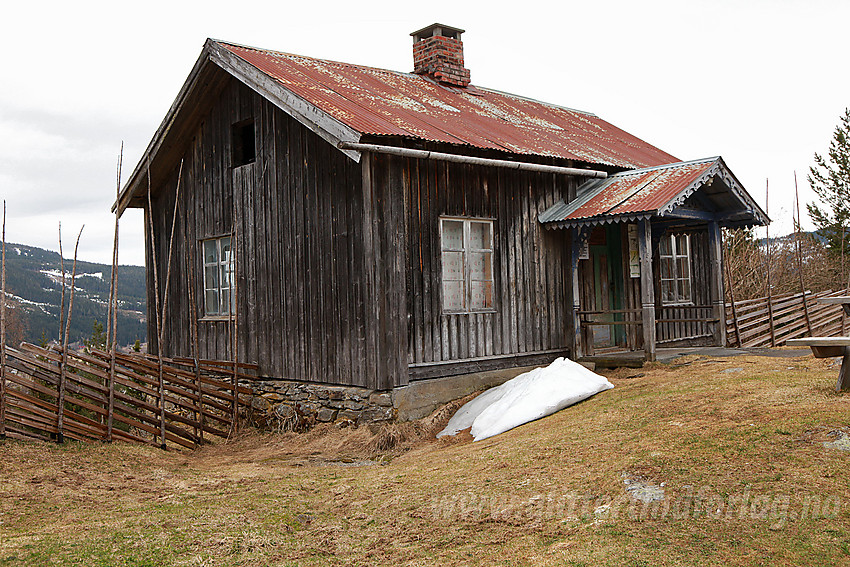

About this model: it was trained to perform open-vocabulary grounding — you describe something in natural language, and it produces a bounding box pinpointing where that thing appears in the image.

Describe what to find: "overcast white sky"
[1,0,848,266]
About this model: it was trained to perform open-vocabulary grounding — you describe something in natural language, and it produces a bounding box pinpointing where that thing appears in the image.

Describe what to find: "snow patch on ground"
[78,272,103,280]
[622,473,665,503]
[437,357,614,441]
[4,292,53,314]
[39,269,103,282]
[823,431,850,452]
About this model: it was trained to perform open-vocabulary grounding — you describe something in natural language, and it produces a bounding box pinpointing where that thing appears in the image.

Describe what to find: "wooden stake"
[157,159,183,447]
[794,172,813,336]
[160,160,183,335]
[107,145,122,442]
[145,162,166,449]
[764,179,776,346]
[186,243,204,444]
[57,225,84,444]
[58,223,65,344]
[231,200,239,434]
[726,247,742,348]
[0,201,6,439]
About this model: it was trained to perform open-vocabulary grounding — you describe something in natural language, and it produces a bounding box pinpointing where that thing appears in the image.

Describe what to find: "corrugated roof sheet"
[566,158,717,220]
[537,157,767,228]
[219,41,678,169]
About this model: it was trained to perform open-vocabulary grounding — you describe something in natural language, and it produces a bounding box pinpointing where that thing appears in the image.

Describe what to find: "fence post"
[57,226,84,444]
[0,202,6,439]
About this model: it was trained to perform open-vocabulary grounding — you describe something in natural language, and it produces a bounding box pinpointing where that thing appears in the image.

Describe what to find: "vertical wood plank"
[708,220,727,347]
[639,218,657,361]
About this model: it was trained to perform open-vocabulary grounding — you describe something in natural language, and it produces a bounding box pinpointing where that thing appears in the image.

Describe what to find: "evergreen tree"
[83,320,107,352]
[807,108,850,254]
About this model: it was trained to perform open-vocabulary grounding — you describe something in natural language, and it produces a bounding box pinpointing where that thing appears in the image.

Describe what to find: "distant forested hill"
[2,243,146,346]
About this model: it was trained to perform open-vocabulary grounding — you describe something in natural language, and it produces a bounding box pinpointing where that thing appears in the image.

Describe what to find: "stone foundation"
[241,360,579,432]
[243,379,395,431]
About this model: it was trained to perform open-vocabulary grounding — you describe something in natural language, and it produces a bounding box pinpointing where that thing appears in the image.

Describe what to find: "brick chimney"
[411,23,470,87]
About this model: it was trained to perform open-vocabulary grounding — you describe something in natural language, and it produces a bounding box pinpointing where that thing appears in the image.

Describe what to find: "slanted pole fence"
[0,342,253,447]
[0,160,252,450]
[725,289,850,348]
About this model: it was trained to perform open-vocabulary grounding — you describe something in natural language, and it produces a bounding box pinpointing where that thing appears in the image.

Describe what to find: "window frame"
[439,216,496,314]
[659,233,693,306]
[201,235,235,319]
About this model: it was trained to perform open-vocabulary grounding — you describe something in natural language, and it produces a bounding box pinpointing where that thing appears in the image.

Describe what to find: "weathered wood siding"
[366,153,578,379]
[145,77,402,389]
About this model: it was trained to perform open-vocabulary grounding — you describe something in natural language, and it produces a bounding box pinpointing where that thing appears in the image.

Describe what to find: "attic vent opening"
[231,119,255,167]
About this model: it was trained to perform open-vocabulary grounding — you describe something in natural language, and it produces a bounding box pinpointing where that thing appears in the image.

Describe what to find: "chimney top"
[410,23,465,43]
[411,23,471,88]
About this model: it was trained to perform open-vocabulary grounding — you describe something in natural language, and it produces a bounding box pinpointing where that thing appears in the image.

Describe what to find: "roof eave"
[208,41,362,161]
[114,41,218,215]
[655,157,770,227]
[114,39,365,215]
[539,157,771,229]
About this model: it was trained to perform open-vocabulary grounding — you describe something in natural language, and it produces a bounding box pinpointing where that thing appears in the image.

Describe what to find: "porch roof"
[538,157,769,229]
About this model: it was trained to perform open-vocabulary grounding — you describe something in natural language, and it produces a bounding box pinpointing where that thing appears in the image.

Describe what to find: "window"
[202,237,234,316]
[231,119,255,167]
[659,233,692,305]
[440,218,494,312]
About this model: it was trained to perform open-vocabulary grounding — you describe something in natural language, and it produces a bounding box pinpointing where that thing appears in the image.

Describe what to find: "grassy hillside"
[2,243,146,346]
[0,351,848,565]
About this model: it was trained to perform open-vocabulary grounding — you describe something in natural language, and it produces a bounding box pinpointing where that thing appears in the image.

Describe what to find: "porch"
[569,219,727,361]
[538,157,769,362]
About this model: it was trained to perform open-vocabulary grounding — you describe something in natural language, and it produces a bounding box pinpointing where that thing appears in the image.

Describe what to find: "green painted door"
[590,225,625,348]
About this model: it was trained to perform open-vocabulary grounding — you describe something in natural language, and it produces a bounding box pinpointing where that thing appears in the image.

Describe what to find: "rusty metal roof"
[218,41,678,169]
[538,157,769,228]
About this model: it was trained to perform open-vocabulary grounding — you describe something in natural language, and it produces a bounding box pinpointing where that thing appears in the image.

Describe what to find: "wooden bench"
[786,337,850,391]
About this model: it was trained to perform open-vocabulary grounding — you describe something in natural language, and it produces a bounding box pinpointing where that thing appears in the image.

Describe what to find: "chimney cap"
[410,23,465,42]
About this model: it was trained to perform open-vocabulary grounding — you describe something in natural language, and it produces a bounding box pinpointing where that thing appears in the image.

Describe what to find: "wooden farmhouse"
[115,24,768,421]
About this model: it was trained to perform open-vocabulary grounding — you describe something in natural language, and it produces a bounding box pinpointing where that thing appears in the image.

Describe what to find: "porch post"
[708,220,727,347]
[638,218,656,361]
[570,226,584,359]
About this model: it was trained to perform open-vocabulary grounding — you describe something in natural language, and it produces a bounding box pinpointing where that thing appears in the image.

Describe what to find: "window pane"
[442,220,464,250]
[470,281,493,309]
[678,279,691,302]
[442,251,464,280]
[205,290,219,315]
[442,280,465,311]
[220,237,232,263]
[659,236,672,255]
[220,287,231,314]
[205,265,219,291]
[677,257,690,280]
[661,281,674,304]
[676,235,689,256]
[660,257,674,279]
[469,252,492,281]
[204,240,218,264]
[469,222,491,250]
[220,264,231,288]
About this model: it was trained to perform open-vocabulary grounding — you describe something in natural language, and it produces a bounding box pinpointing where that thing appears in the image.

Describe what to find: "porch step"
[578,353,645,369]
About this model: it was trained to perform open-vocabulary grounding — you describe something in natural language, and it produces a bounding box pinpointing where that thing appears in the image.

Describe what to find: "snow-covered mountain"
[2,243,146,346]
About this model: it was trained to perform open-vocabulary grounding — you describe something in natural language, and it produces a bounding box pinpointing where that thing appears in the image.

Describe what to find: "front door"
[588,226,625,349]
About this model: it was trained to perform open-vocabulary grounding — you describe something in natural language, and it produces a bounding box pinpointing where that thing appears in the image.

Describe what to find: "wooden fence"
[725,289,849,348]
[0,342,253,449]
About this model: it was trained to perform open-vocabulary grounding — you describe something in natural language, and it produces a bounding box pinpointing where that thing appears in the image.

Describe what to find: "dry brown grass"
[2,351,850,566]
